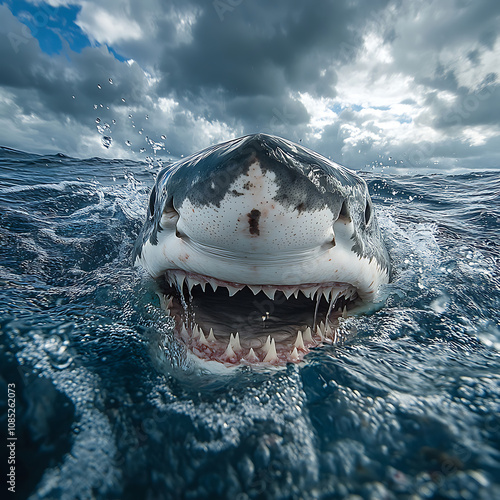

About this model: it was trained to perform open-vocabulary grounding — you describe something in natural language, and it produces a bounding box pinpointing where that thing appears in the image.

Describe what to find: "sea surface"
[0,147,499,500]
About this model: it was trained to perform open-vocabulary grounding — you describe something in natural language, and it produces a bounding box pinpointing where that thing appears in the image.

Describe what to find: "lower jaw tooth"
[290,347,299,361]
[224,342,236,360]
[246,348,259,362]
[263,338,277,363]
[294,331,305,350]
[207,328,216,343]
[303,327,313,343]
[199,329,209,346]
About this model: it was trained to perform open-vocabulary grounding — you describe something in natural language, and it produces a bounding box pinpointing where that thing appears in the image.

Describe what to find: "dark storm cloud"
[158,0,389,100]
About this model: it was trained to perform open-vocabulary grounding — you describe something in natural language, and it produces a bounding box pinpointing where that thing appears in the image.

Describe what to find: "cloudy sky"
[0,0,499,171]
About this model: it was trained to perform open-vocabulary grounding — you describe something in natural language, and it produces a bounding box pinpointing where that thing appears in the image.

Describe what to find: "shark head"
[133,134,390,367]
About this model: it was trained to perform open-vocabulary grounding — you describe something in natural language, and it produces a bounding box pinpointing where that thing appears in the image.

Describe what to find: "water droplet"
[95,117,101,123]
[139,148,146,153]
[125,140,132,146]
[97,83,102,89]
[121,97,126,102]
[44,336,73,370]
[145,115,149,120]
[112,119,116,124]
[388,156,392,160]
[138,130,143,135]
[99,103,103,108]
[101,136,112,148]
[108,78,113,84]
[128,114,132,119]
[72,95,75,99]
[161,135,166,140]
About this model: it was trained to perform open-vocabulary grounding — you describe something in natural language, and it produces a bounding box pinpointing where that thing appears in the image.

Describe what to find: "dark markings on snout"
[248,209,261,235]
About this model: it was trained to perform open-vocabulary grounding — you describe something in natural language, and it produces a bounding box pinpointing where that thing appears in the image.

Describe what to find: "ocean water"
[0,146,499,500]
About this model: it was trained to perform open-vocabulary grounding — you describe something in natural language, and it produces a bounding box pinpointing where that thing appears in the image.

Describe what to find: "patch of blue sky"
[6,0,90,55]
[330,103,364,115]
[397,115,412,124]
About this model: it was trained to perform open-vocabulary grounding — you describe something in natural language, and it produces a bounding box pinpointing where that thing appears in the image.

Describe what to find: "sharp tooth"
[262,335,272,354]
[175,273,185,291]
[325,322,334,339]
[322,289,331,302]
[283,288,295,299]
[294,331,305,350]
[342,306,348,319]
[320,321,325,333]
[304,327,313,342]
[181,323,189,341]
[293,289,300,299]
[230,333,242,352]
[185,276,195,292]
[199,281,206,292]
[246,348,259,362]
[316,325,324,341]
[248,285,260,295]
[263,338,277,363]
[227,285,239,297]
[290,347,299,361]
[263,287,276,300]
[209,280,218,292]
[224,342,236,360]
[207,328,216,343]
[199,328,209,346]
[160,294,173,309]
[311,286,320,299]
[192,324,200,339]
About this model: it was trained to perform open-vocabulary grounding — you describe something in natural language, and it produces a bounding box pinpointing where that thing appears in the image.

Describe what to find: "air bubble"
[125,140,132,146]
[121,97,126,102]
[97,84,102,89]
[93,104,98,110]
[139,148,146,153]
[101,136,112,148]
[95,117,101,124]
[161,135,166,140]
[108,78,113,84]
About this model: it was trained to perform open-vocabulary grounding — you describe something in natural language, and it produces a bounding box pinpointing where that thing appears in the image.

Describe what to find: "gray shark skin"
[133,134,391,368]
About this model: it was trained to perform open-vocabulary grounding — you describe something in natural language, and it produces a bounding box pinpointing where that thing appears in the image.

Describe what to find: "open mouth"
[158,270,358,366]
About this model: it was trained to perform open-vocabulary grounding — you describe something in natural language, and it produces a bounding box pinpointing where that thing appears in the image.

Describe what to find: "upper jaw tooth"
[226,285,240,297]
[262,287,276,300]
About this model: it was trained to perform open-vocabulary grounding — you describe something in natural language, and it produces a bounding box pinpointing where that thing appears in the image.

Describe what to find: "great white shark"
[133,134,391,367]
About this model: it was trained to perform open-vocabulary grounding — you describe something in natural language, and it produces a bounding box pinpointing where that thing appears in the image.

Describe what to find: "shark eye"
[148,186,156,218]
[364,199,372,226]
